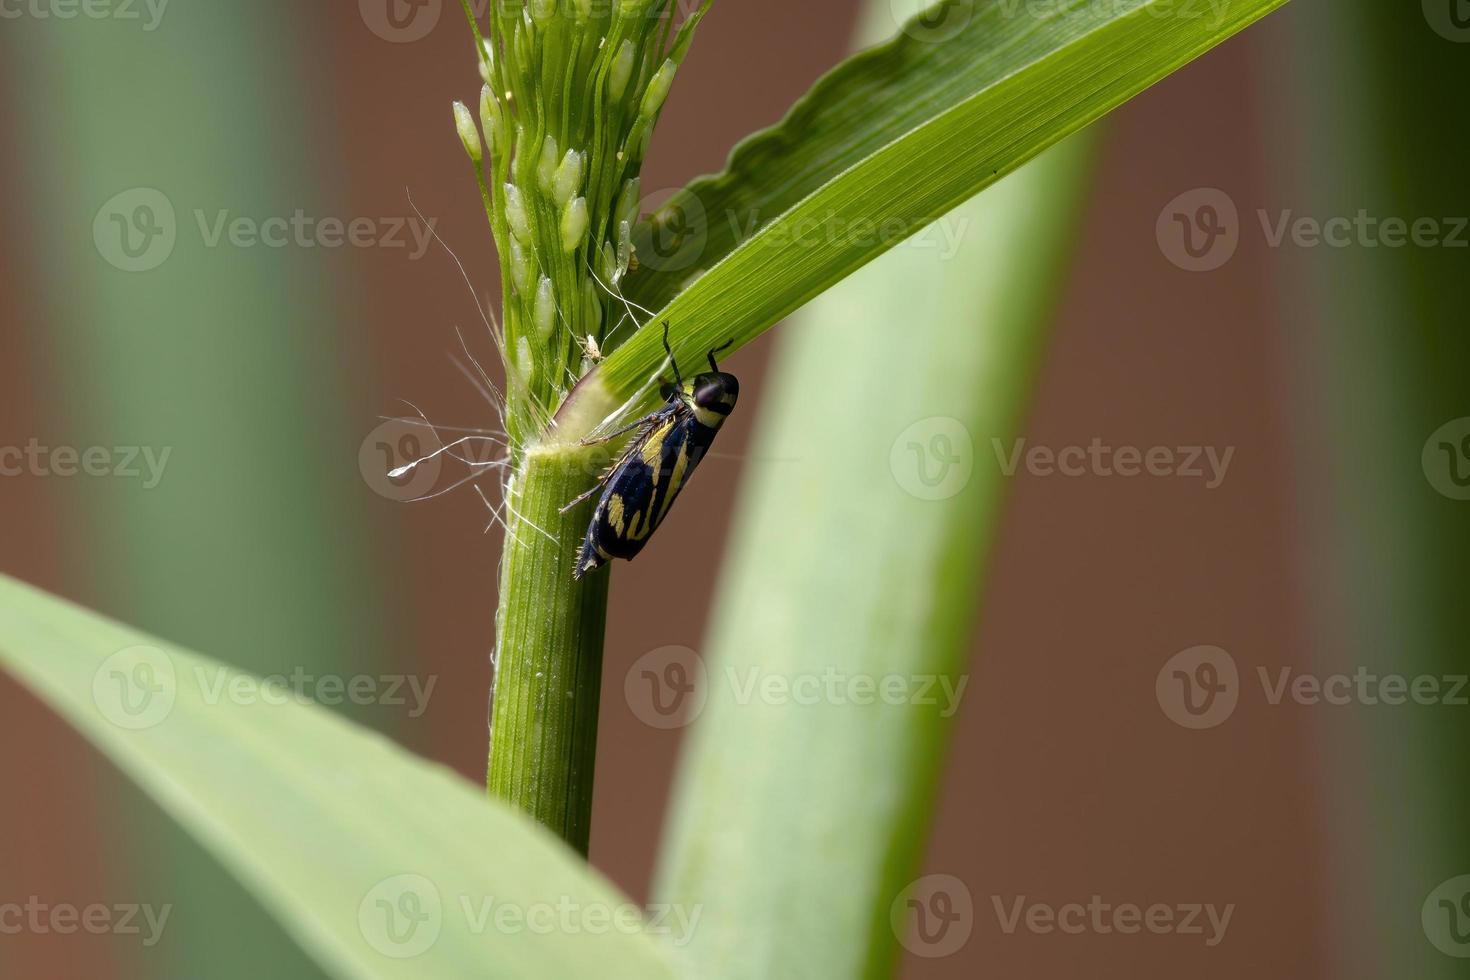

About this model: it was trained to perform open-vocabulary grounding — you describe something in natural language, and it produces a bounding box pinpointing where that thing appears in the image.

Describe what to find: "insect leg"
[560,419,655,513]
[558,479,609,514]
[580,414,653,447]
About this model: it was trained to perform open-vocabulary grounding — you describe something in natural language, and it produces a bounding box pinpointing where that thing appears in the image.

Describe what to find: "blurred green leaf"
[0,575,674,980]
[652,121,1095,977]
[1269,0,1470,973]
[568,0,1288,424]
[15,5,399,976]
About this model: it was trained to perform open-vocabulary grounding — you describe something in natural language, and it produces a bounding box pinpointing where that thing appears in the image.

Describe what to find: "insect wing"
[594,410,711,560]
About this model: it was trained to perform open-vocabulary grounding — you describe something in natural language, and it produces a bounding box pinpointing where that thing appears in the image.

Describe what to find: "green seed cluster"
[453,0,710,448]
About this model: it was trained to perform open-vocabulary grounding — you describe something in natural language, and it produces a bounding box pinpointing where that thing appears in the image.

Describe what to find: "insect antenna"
[662,320,684,387]
[708,338,734,372]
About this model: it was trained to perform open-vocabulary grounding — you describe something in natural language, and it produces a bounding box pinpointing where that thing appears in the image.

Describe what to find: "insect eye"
[694,381,725,408]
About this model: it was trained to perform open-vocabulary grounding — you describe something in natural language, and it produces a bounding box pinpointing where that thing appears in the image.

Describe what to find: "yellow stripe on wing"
[656,441,692,523]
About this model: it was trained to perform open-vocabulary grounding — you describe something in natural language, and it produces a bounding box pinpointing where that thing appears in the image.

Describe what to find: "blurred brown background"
[3,0,1465,977]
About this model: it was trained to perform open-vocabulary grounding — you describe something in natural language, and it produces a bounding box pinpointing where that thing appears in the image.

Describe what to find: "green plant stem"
[457,1,710,855]
[487,445,610,855]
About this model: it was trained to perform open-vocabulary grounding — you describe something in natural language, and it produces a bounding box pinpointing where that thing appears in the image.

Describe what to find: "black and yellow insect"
[566,323,737,579]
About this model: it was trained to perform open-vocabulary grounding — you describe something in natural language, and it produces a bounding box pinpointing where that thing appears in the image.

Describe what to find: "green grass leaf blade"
[16,7,402,975]
[0,575,674,980]
[651,128,1096,979]
[568,0,1287,423]
[1268,1,1470,972]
